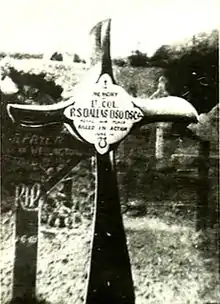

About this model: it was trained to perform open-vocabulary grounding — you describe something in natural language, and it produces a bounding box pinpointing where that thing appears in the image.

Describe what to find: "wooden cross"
[7,18,198,304]
[4,129,91,301]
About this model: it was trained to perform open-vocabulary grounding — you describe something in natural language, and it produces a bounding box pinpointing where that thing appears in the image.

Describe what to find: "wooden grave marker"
[3,126,92,300]
[6,18,198,303]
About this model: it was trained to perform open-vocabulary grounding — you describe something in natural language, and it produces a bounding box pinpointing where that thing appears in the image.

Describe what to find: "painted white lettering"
[15,183,41,210]
[16,235,38,244]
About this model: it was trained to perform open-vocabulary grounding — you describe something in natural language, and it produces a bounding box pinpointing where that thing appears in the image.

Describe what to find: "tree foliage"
[166,30,218,113]
[113,58,127,67]
[0,53,43,60]
[50,52,63,61]
[150,30,219,113]
[150,45,171,67]
[73,54,81,63]
[127,50,149,67]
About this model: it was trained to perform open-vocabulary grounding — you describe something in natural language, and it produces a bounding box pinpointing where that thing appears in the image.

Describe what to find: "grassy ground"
[1,208,219,304]
[125,215,219,304]
[1,58,219,303]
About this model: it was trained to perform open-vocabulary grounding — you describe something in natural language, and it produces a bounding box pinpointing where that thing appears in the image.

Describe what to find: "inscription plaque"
[64,74,144,154]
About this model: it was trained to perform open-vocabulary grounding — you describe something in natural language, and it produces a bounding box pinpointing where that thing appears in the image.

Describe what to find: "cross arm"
[133,96,198,125]
[6,98,74,127]
[6,94,198,130]
[88,18,198,126]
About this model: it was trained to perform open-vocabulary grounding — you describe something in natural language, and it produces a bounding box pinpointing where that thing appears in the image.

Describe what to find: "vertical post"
[196,141,210,230]
[85,151,135,304]
[86,18,134,303]
[149,76,169,166]
[9,144,84,302]
[155,123,165,160]
[12,183,41,300]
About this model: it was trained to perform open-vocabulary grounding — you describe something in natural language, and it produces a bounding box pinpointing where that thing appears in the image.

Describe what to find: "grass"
[125,216,219,304]
[114,65,165,98]
[1,57,219,303]
[1,208,219,304]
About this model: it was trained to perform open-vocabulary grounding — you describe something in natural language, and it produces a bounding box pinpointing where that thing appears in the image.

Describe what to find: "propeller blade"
[6,99,74,127]
[89,18,115,83]
[133,96,198,124]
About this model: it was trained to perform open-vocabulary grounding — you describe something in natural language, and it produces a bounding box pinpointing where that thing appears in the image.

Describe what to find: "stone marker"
[6,18,198,303]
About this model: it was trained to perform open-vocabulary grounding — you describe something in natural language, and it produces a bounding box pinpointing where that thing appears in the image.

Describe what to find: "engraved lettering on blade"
[63,74,144,154]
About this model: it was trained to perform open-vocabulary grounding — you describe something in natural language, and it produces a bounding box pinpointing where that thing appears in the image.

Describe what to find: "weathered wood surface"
[2,126,92,301]
[12,183,41,299]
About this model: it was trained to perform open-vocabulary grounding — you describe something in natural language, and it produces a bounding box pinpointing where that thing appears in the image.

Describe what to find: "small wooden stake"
[11,154,87,301]
[12,183,40,300]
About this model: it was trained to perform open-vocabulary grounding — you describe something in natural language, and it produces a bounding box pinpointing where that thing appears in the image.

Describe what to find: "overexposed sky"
[0,0,219,59]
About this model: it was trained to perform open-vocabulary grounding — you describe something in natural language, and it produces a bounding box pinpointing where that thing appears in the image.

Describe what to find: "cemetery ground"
[1,199,219,304]
[1,58,219,303]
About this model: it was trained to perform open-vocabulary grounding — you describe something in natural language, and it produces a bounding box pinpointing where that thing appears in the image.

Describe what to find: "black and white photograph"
[0,0,219,303]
